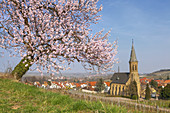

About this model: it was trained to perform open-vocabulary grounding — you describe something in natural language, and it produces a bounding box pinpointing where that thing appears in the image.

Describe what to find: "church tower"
[110,40,141,97]
[129,40,140,97]
[129,40,138,78]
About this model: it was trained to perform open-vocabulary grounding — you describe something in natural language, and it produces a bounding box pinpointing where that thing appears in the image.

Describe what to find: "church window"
[119,86,121,95]
[112,85,114,95]
[122,86,125,96]
[132,65,135,71]
[135,65,137,71]
[115,86,117,95]
[131,74,133,80]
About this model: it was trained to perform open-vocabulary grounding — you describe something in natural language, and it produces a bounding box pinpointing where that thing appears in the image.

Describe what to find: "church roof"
[111,73,130,84]
[129,40,138,62]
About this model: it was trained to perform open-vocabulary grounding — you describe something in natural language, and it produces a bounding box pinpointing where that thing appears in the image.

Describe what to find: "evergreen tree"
[150,80,158,90]
[47,81,51,86]
[145,83,151,100]
[129,81,138,99]
[95,78,105,92]
[167,76,170,80]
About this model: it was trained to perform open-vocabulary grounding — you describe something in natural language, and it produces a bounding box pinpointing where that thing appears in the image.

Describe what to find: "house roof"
[76,83,81,87]
[140,77,152,83]
[111,73,130,84]
[104,82,110,86]
[155,80,164,83]
[88,81,97,86]
[164,80,170,84]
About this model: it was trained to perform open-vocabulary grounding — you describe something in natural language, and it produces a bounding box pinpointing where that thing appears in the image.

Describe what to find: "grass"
[136,99,170,108]
[0,78,130,113]
[105,92,170,109]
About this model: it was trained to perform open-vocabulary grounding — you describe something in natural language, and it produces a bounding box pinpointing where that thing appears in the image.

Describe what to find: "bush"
[131,95,138,100]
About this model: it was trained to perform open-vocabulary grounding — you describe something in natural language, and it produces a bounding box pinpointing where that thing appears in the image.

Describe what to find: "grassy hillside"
[0,78,129,113]
[148,69,170,77]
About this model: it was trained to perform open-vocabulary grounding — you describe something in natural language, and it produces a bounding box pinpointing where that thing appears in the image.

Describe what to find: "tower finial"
[132,39,134,45]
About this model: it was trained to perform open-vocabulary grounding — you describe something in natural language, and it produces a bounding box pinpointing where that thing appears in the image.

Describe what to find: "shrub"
[159,84,170,100]
[131,95,138,100]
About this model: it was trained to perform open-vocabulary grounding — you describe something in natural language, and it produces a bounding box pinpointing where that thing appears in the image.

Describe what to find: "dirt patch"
[0,74,20,83]
[12,105,20,109]
[0,73,5,78]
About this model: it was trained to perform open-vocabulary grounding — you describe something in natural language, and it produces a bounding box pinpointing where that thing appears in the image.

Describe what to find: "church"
[110,41,141,97]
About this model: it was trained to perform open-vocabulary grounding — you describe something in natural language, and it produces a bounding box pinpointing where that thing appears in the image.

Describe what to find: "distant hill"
[148,69,170,77]
[154,69,170,73]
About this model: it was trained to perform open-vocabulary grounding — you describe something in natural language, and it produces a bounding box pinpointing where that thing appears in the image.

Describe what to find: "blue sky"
[0,0,170,74]
[96,0,170,73]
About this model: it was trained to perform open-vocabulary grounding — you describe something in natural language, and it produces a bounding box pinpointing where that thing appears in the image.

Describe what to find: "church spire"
[129,39,138,62]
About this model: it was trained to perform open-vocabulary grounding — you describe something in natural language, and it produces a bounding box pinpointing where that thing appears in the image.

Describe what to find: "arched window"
[119,86,121,95]
[126,86,128,96]
[135,65,137,71]
[112,85,114,95]
[115,86,117,95]
[132,65,134,71]
[122,86,125,95]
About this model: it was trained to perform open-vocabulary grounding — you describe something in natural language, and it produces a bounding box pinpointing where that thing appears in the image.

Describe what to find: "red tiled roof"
[104,82,110,86]
[44,81,47,84]
[140,77,147,80]
[52,81,57,84]
[155,80,164,83]
[88,81,97,86]
[140,78,152,83]
[164,80,170,84]
[70,83,75,85]
[76,83,81,87]
[80,83,87,85]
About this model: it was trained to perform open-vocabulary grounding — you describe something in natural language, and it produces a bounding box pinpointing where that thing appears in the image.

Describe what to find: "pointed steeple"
[129,39,138,62]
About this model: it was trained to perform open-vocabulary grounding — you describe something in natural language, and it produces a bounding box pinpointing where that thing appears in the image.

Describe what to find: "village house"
[104,82,110,93]
[164,80,170,86]
[140,77,153,85]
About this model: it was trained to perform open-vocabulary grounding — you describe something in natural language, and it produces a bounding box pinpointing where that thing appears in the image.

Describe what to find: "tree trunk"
[11,56,33,80]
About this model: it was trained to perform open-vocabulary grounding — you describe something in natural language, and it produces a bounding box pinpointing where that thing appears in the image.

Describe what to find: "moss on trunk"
[11,57,33,80]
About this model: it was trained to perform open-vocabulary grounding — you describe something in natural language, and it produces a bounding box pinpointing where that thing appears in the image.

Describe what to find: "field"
[0,78,131,113]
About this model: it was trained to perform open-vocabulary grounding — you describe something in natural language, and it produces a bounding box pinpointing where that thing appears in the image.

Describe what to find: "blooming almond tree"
[0,0,118,80]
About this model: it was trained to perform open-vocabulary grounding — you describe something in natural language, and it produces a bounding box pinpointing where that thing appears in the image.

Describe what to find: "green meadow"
[0,78,130,113]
